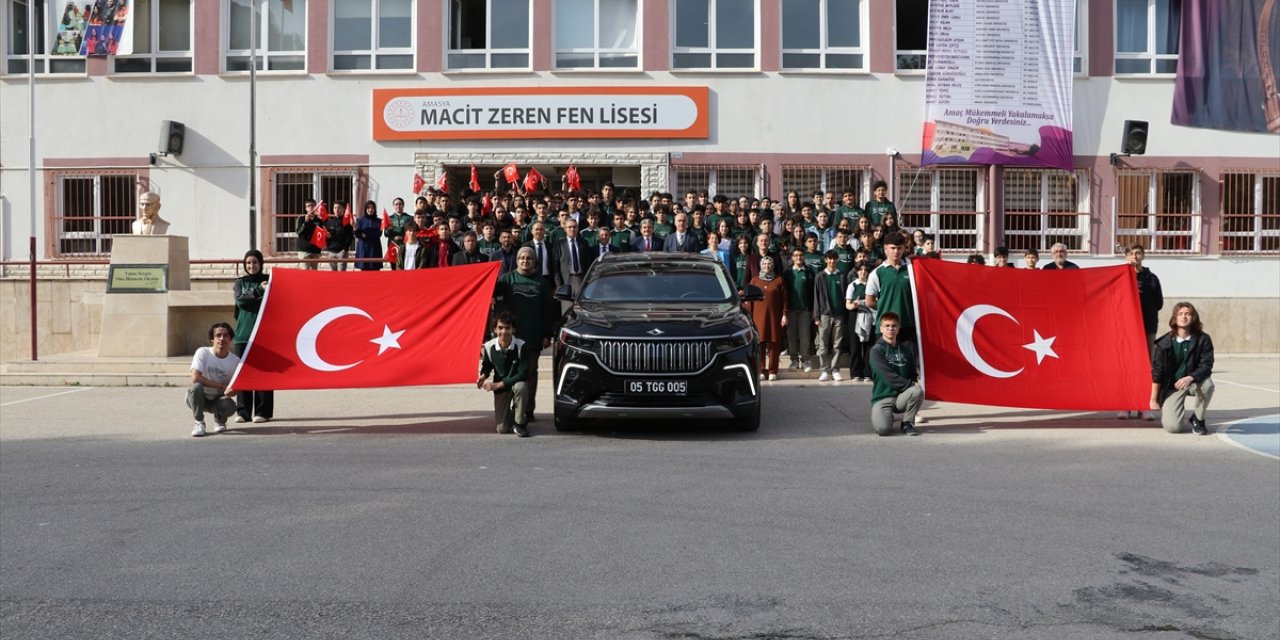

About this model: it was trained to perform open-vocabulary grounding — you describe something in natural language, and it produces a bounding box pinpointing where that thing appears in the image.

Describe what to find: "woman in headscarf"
[353,199,384,270]
[747,255,789,381]
[232,249,273,423]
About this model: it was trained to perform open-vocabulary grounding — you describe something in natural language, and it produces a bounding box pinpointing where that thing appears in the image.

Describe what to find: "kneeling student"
[1151,302,1215,435]
[188,322,240,437]
[868,312,922,436]
[478,312,533,438]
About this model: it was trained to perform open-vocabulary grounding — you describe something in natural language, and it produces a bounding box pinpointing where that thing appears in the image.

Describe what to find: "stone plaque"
[107,264,169,293]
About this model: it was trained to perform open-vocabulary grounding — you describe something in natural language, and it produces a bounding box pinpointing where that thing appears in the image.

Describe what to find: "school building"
[0,0,1277,357]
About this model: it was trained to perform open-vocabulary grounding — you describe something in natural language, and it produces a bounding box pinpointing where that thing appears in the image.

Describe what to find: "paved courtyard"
[1,356,1277,639]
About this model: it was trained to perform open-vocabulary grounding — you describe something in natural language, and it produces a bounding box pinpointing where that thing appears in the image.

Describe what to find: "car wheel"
[554,409,580,432]
[733,402,761,432]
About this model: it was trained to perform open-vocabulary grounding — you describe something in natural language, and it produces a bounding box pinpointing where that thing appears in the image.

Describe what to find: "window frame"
[552,0,642,71]
[779,0,868,72]
[1000,168,1091,253]
[670,0,760,71]
[445,0,533,72]
[267,167,363,257]
[1114,169,1201,255]
[330,0,416,73]
[897,0,1085,75]
[222,0,308,74]
[3,0,87,76]
[49,170,145,258]
[673,164,763,199]
[780,165,870,204]
[1219,170,1280,255]
[1113,0,1181,76]
[111,0,195,74]
[895,166,987,252]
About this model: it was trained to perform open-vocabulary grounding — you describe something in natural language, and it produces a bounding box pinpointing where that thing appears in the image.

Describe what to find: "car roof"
[591,252,723,275]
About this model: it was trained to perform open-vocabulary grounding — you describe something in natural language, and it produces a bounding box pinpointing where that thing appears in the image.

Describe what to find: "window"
[896,166,985,251]
[269,168,358,255]
[332,0,413,71]
[1115,170,1199,254]
[781,166,867,202]
[51,172,142,257]
[672,0,756,69]
[554,0,639,69]
[894,0,926,71]
[113,0,192,73]
[447,0,530,70]
[781,0,864,70]
[1073,0,1085,74]
[1220,171,1280,255]
[1001,169,1090,252]
[225,0,306,72]
[5,0,86,74]
[1115,0,1181,74]
[674,165,761,199]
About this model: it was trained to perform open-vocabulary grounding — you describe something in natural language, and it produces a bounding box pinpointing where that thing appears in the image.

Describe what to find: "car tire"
[733,402,761,432]
[554,410,580,432]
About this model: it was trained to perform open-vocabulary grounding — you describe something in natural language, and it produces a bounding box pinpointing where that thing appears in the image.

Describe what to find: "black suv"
[552,252,764,432]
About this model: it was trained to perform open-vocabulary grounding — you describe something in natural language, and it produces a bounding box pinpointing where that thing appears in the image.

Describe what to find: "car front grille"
[597,339,715,374]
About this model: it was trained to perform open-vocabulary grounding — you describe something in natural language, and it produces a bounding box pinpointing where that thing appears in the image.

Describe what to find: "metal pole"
[248,0,259,249]
[28,0,38,361]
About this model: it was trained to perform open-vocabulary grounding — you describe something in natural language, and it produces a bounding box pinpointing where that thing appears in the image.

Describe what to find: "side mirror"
[741,284,765,302]
[553,284,575,301]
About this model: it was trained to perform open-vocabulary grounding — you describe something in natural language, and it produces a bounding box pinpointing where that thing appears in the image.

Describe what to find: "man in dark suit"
[663,212,699,253]
[554,218,595,295]
[521,220,556,290]
[631,219,660,253]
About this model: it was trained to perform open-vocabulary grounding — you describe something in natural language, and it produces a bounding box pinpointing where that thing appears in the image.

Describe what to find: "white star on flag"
[370,325,405,356]
[1022,330,1059,365]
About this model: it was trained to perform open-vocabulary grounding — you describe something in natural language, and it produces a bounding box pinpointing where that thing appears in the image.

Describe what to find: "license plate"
[625,380,688,395]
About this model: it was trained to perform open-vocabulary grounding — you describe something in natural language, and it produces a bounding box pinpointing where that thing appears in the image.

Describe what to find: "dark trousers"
[849,337,872,378]
[231,343,274,419]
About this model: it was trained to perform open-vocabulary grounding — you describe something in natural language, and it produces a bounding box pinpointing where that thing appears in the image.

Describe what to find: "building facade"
[0,0,1277,304]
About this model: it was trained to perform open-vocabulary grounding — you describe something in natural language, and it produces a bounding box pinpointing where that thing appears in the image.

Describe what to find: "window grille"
[51,172,143,257]
[1220,170,1280,255]
[1002,169,1090,252]
[673,165,760,200]
[270,169,358,255]
[781,166,868,204]
[1115,170,1200,254]
[896,166,985,251]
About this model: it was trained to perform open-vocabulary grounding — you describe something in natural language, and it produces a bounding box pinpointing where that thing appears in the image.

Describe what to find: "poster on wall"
[51,2,87,55]
[78,0,134,57]
[921,0,1076,171]
[1172,0,1280,134]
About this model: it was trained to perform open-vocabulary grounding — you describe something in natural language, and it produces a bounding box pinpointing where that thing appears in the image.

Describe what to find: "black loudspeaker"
[159,120,185,155]
[1121,120,1148,155]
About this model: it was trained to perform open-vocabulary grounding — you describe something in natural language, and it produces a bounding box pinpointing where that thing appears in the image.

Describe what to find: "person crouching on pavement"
[868,312,922,436]
[188,322,239,437]
[1151,302,1215,435]
[478,312,533,438]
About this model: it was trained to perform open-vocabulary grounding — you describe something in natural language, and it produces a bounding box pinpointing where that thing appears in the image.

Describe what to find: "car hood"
[567,302,751,338]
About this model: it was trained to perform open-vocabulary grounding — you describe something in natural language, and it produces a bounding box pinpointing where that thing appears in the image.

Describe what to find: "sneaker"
[768,373,778,381]
[1140,411,1154,422]
[1190,417,1208,436]
[818,372,831,382]
[213,422,228,434]
[803,365,813,373]
[789,361,800,371]
[1117,411,1130,420]
[916,415,929,424]
[901,422,920,436]
[234,415,248,423]
[832,372,843,382]
[759,373,766,381]
[191,422,206,437]
[513,424,531,438]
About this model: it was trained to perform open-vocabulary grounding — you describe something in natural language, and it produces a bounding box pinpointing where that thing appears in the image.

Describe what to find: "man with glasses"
[187,323,240,437]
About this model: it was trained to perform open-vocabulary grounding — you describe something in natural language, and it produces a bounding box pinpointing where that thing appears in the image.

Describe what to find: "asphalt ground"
[1,356,1277,640]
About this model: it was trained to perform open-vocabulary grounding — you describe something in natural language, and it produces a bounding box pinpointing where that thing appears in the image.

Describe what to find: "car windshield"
[580,269,734,303]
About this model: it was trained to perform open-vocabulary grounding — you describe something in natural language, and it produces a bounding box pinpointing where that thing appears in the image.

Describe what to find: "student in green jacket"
[478,312,533,438]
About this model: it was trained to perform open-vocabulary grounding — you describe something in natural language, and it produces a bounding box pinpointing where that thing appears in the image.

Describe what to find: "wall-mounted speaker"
[159,120,185,155]
[1121,120,1148,155]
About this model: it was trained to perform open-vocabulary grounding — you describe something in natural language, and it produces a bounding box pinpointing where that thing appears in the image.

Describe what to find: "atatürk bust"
[132,191,170,235]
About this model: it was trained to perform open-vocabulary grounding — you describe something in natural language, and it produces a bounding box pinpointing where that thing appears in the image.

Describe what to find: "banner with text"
[373,87,710,141]
[921,0,1075,170]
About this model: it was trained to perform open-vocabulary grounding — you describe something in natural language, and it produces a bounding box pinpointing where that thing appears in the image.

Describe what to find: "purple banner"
[1172,0,1280,134]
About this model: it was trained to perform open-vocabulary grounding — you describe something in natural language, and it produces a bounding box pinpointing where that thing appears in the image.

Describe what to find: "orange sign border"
[372,86,710,141]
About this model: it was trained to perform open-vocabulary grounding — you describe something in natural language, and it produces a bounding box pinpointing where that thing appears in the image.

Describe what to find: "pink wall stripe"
[307,0,329,74]
[533,0,552,70]
[194,0,220,75]
[418,0,441,72]
[759,0,780,71]
[643,0,669,71]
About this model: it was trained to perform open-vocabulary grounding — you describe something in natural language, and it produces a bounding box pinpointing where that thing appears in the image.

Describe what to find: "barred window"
[1220,171,1280,255]
[673,165,760,200]
[896,166,985,251]
[1115,170,1199,254]
[269,169,358,255]
[1002,169,1090,252]
[781,166,867,203]
[51,172,143,257]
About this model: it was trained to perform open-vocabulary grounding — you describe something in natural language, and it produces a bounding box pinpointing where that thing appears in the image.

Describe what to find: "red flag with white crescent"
[230,263,501,390]
[565,165,581,192]
[523,167,543,193]
[380,209,391,231]
[911,259,1149,410]
[502,163,520,184]
[412,173,426,195]
[309,224,329,249]
[315,200,330,222]
[469,164,482,193]
[435,171,448,193]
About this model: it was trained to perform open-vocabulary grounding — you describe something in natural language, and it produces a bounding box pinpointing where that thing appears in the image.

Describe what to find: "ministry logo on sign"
[384,100,415,129]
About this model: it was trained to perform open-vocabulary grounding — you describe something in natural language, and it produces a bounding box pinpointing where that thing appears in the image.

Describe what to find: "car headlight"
[711,328,754,353]
[559,328,597,351]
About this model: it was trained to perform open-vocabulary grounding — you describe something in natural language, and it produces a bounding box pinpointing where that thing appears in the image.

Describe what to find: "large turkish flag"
[912,259,1149,410]
[230,262,500,390]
